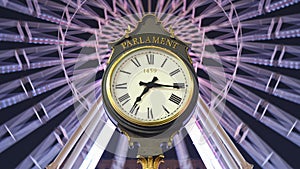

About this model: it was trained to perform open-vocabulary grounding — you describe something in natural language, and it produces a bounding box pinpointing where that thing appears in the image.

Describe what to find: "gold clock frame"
[105,45,195,127]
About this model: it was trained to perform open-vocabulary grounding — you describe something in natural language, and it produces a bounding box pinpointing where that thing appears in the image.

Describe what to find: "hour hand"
[138,76,159,88]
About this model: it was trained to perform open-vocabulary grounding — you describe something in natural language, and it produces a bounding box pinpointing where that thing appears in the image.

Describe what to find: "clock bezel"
[104,45,194,127]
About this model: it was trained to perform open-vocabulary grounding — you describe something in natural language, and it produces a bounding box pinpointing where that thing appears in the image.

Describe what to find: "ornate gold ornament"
[137,155,165,169]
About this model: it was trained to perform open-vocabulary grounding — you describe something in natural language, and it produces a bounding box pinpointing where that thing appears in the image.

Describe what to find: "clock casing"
[102,15,198,136]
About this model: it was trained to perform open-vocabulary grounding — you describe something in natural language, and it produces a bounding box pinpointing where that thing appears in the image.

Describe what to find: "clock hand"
[138,77,158,88]
[153,83,182,89]
[139,82,184,89]
[130,77,158,113]
[150,76,159,83]
[130,87,149,113]
[136,76,158,101]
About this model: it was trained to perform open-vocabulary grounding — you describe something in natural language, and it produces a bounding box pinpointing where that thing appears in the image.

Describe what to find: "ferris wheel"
[0,0,299,169]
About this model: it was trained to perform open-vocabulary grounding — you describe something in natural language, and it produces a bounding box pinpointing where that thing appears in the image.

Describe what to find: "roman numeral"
[115,83,127,89]
[131,57,141,67]
[169,94,182,105]
[146,54,154,64]
[118,93,130,105]
[161,58,167,68]
[173,83,185,88]
[147,107,153,119]
[129,104,140,115]
[162,105,170,114]
[120,70,131,75]
[169,69,180,76]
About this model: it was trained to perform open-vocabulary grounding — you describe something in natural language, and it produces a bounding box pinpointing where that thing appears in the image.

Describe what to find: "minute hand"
[140,82,184,89]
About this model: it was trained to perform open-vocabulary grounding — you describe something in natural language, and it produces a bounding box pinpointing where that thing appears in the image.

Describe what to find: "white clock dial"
[107,46,194,126]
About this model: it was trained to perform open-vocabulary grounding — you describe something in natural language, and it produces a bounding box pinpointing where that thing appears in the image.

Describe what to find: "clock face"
[105,46,194,126]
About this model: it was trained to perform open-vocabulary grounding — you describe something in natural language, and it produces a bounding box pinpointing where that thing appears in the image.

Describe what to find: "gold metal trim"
[121,130,134,147]
[105,46,195,126]
[167,130,179,147]
[106,47,114,64]
[169,26,175,38]
[125,25,131,38]
[137,155,164,169]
